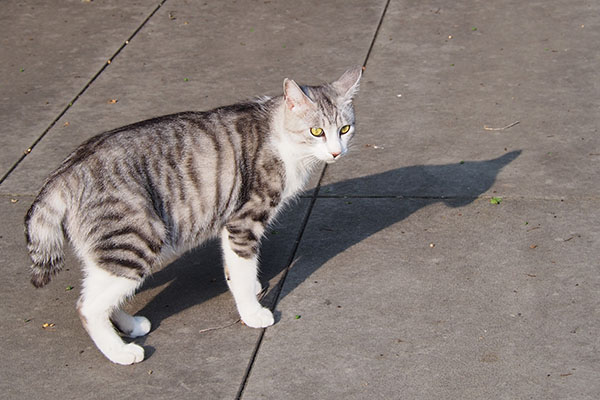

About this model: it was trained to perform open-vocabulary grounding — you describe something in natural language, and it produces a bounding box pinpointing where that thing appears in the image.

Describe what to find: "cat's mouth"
[326,154,346,164]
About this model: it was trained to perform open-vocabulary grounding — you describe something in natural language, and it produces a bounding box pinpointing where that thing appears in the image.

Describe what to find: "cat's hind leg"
[77,263,145,365]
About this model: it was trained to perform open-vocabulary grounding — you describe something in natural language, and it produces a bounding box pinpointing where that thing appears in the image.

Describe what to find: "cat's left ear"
[332,65,363,101]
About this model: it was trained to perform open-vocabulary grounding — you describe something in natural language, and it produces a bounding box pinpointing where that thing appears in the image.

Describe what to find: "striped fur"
[24,67,361,363]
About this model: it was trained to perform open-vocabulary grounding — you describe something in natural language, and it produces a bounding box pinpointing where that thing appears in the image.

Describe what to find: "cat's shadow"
[135,151,521,332]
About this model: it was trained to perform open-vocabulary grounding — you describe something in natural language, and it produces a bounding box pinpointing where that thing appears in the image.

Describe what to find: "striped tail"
[24,183,68,288]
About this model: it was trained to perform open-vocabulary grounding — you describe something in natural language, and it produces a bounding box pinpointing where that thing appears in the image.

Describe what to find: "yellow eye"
[340,125,351,135]
[310,127,324,137]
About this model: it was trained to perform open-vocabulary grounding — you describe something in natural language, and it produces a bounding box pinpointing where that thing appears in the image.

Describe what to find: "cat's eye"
[340,125,351,135]
[310,127,324,137]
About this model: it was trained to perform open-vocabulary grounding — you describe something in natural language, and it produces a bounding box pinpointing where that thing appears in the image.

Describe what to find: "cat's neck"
[270,98,322,200]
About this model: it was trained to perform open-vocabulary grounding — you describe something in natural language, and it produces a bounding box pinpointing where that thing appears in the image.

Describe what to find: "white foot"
[104,342,145,365]
[242,307,274,328]
[128,316,152,338]
[112,310,152,338]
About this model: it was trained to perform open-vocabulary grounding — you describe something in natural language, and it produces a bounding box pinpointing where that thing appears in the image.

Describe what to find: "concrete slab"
[0,0,160,179]
[0,195,310,398]
[323,0,600,199]
[0,0,387,195]
[243,197,600,399]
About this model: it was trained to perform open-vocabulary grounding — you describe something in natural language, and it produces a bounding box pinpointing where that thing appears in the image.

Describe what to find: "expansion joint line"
[0,0,169,186]
[234,0,391,398]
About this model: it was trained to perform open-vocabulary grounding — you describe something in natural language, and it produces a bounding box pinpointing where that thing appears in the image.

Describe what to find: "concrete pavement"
[1,1,598,399]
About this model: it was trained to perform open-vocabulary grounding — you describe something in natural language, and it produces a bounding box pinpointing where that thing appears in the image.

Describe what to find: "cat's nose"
[331,151,341,158]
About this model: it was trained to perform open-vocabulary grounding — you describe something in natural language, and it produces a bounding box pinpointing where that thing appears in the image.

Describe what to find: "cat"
[24,66,362,364]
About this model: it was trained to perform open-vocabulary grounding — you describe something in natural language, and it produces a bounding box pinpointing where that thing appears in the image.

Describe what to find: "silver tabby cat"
[25,67,362,364]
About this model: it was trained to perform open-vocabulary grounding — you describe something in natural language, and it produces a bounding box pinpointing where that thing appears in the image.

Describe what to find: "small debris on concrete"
[484,121,520,131]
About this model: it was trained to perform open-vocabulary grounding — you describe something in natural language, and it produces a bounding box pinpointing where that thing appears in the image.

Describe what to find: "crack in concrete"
[234,1,393,398]
[0,0,169,187]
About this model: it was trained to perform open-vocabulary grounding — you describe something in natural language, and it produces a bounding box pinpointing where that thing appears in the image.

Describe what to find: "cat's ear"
[332,66,363,100]
[283,78,314,114]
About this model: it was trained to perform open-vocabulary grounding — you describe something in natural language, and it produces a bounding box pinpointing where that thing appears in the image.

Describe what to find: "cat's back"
[61,112,205,167]
[62,100,271,172]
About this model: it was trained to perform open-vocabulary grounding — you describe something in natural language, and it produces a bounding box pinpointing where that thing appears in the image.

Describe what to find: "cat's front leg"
[221,228,274,328]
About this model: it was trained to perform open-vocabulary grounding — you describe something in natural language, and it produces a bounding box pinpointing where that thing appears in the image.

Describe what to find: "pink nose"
[331,151,341,158]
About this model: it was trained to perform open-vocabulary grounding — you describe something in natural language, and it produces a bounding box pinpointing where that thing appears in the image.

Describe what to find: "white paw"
[242,307,274,328]
[105,343,145,365]
[128,316,151,338]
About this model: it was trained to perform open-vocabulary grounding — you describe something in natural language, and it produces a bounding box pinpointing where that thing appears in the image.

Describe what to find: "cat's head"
[281,66,362,163]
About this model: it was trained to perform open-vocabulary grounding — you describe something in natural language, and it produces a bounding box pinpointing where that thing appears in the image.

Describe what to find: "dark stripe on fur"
[98,213,125,222]
[99,227,161,254]
[95,242,153,265]
[98,255,146,276]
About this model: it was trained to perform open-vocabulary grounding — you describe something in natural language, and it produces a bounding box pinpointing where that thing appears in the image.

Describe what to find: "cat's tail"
[24,179,68,288]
